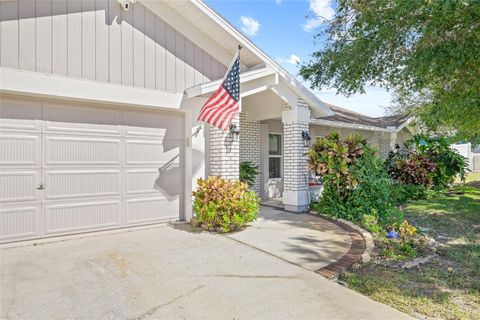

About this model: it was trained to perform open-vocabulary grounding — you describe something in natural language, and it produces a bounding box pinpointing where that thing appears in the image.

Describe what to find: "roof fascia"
[395,116,414,132]
[190,0,332,116]
[310,119,391,133]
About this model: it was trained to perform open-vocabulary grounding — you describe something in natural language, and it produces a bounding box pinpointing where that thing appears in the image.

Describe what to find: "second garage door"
[0,96,185,243]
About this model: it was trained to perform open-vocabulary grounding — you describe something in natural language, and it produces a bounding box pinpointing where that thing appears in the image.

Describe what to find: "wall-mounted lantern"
[301,131,311,147]
[118,0,136,11]
[229,122,240,142]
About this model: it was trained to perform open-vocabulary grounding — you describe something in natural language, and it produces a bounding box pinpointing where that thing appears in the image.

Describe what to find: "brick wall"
[380,132,396,158]
[239,112,261,193]
[208,113,240,180]
[282,100,310,197]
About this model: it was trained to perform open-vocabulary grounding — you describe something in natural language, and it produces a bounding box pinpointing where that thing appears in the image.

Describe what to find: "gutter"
[310,118,396,133]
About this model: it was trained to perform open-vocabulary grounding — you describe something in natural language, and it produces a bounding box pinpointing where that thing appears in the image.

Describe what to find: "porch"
[185,66,412,212]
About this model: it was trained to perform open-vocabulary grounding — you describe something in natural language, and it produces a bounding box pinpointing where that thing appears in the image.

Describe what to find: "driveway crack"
[129,284,206,320]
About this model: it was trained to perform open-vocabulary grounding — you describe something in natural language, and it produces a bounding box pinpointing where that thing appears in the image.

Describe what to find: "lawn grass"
[340,178,480,320]
[463,172,480,185]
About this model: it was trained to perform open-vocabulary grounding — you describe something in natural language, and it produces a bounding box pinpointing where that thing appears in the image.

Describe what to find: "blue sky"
[206,0,392,117]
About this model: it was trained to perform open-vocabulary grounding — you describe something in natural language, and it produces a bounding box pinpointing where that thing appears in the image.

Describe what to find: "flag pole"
[221,44,242,83]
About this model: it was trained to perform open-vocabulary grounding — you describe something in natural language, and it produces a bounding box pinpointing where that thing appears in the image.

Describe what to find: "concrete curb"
[309,211,375,265]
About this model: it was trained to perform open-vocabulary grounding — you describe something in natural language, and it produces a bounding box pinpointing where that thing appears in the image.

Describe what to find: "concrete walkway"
[229,206,352,271]
[1,220,412,319]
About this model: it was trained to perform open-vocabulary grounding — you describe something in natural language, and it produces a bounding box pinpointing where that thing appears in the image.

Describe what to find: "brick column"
[282,99,310,212]
[380,131,397,158]
[208,113,240,180]
[239,112,261,193]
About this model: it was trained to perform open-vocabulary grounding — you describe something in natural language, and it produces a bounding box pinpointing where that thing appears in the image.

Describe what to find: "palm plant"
[240,161,259,187]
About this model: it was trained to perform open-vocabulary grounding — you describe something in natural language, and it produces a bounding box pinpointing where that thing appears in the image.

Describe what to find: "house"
[260,103,414,202]
[0,0,413,243]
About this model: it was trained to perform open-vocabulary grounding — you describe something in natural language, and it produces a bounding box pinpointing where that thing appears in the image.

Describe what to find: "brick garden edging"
[308,211,375,279]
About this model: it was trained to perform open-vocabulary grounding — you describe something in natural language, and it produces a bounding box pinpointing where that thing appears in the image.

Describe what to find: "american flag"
[197,53,240,131]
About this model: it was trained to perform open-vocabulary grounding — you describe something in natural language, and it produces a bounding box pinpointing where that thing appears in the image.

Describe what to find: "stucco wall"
[309,125,380,148]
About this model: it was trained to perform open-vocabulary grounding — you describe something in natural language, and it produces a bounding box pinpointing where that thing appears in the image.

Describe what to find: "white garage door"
[0,97,185,243]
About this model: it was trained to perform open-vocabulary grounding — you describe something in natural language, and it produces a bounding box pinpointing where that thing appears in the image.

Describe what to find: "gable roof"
[155,0,333,117]
[317,103,412,131]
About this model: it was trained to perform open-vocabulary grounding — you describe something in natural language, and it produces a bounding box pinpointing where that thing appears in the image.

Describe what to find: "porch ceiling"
[242,90,285,121]
[184,67,277,99]
[184,67,289,122]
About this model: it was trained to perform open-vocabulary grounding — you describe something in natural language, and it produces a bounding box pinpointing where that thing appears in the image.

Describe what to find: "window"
[269,134,282,178]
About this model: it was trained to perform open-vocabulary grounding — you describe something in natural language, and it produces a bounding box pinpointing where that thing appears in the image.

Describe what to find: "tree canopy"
[300,0,480,142]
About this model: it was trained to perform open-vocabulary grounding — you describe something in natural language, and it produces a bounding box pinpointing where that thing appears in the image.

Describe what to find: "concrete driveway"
[1,213,411,319]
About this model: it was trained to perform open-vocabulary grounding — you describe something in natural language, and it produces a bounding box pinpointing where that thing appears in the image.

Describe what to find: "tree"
[300,0,480,142]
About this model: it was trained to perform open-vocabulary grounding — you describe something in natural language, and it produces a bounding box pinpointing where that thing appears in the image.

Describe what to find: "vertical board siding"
[165,24,176,92]
[82,0,96,80]
[121,6,133,86]
[67,0,82,77]
[184,40,195,89]
[132,4,145,88]
[212,59,220,81]
[193,45,204,85]
[108,0,121,84]
[18,0,35,72]
[35,0,52,74]
[155,18,166,91]
[175,32,185,92]
[1,1,226,93]
[52,0,67,75]
[95,0,109,82]
[144,9,156,90]
[203,51,212,82]
[0,0,19,68]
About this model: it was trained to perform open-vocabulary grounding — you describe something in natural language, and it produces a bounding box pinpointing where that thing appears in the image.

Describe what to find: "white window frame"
[268,133,283,179]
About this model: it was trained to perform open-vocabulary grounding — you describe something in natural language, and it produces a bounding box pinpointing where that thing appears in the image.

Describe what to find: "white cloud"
[303,0,335,32]
[278,54,301,65]
[275,0,282,4]
[240,16,260,36]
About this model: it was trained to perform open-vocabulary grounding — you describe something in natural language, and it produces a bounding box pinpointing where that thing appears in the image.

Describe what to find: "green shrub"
[348,147,404,224]
[387,134,470,191]
[409,134,469,189]
[388,153,437,186]
[239,161,259,187]
[192,176,260,232]
[309,132,402,224]
[308,132,364,192]
[361,213,383,234]
[390,183,429,204]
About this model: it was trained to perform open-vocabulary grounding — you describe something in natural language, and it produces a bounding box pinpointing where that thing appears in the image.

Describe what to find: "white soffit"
[155,0,333,117]
[164,0,263,67]
[140,0,263,68]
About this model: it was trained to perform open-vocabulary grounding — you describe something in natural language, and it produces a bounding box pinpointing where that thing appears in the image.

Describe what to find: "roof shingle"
[317,103,411,130]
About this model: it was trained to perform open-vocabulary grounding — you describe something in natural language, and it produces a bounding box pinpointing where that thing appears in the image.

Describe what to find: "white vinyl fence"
[451,143,480,173]
[473,154,480,173]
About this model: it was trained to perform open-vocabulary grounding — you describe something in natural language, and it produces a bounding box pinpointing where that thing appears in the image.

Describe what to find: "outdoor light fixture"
[229,122,240,141]
[301,131,311,147]
[118,0,136,11]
